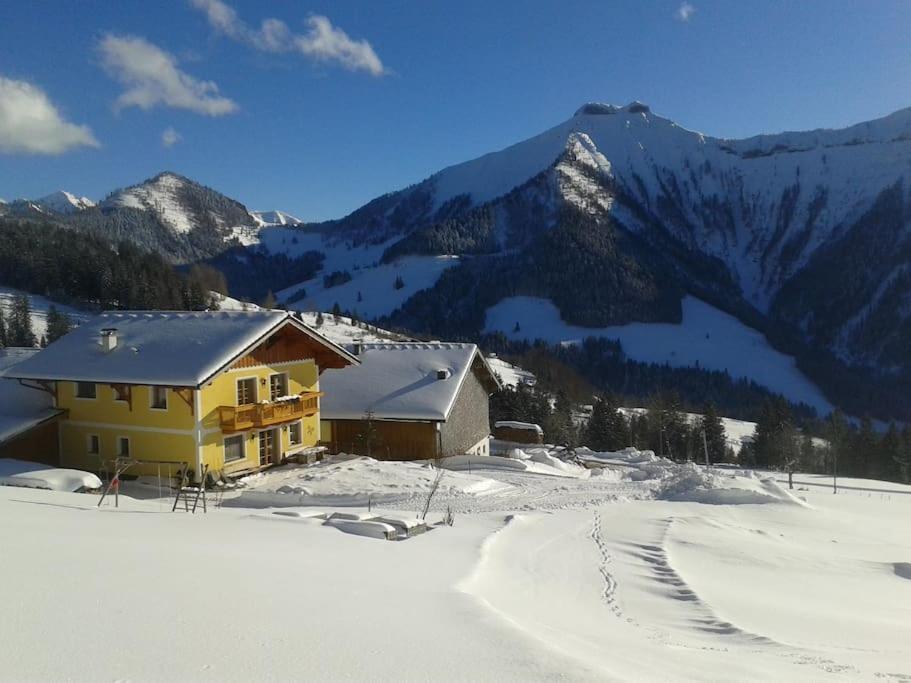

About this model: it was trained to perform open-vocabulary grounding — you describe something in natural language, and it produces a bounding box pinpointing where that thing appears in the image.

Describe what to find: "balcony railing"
[218,392,322,433]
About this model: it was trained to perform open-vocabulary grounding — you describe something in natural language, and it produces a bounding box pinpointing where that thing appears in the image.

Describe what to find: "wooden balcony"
[218,392,323,433]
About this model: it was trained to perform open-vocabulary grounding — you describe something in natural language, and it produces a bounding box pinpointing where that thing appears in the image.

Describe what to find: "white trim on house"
[235,375,258,405]
[116,435,131,458]
[223,433,245,464]
[63,420,196,436]
[288,419,304,447]
[74,382,97,401]
[149,385,168,411]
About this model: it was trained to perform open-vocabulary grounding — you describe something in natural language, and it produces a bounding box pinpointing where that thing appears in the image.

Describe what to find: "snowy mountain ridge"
[34,191,95,215]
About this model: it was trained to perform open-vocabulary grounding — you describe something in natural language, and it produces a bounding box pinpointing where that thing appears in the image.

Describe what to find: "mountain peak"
[35,190,95,214]
[574,101,651,117]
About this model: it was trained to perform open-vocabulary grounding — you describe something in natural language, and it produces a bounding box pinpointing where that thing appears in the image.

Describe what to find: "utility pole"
[702,428,709,471]
[833,446,838,494]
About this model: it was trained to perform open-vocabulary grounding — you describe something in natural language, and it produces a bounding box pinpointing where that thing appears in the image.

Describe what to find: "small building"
[0,348,64,464]
[493,420,545,444]
[4,310,358,480]
[319,342,502,460]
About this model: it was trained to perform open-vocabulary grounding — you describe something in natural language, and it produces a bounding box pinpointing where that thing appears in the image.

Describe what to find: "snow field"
[485,295,834,414]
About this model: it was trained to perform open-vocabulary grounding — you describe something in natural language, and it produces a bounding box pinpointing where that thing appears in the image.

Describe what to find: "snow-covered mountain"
[34,191,95,215]
[102,172,255,237]
[268,101,911,420]
[251,210,302,227]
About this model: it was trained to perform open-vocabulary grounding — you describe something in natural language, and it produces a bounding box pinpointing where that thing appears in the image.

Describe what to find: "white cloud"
[98,34,238,116]
[190,0,386,76]
[0,76,99,155]
[675,2,696,21]
[161,126,181,147]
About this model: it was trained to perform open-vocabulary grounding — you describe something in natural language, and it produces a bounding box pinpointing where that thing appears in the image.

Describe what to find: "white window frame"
[116,436,131,458]
[223,434,245,464]
[288,420,303,446]
[269,372,289,401]
[75,382,97,400]
[149,385,168,411]
[236,376,258,406]
[86,434,100,456]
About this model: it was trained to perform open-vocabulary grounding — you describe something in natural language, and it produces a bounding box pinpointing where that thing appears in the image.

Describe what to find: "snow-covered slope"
[0,286,85,343]
[485,295,833,413]
[250,210,302,226]
[33,191,94,215]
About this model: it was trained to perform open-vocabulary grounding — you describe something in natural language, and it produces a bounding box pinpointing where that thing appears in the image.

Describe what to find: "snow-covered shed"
[0,348,63,465]
[319,343,501,460]
[493,420,545,444]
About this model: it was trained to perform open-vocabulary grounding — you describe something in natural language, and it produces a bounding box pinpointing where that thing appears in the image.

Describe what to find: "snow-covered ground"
[486,355,537,388]
[1,449,908,681]
[486,295,833,415]
[0,286,86,342]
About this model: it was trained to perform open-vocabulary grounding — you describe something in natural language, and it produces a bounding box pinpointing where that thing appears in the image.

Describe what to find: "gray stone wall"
[440,368,491,456]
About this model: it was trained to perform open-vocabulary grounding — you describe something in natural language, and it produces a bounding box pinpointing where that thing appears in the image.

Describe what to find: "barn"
[319,342,501,460]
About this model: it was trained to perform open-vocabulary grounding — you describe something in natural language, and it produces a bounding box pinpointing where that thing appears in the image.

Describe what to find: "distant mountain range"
[0,172,301,262]
[3,102,911,420]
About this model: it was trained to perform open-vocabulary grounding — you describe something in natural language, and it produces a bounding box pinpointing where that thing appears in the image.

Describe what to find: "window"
[75,382,96,399]
[87,434,100,455]
[117,437,130,458]
[224,435,244,463]
[237,378,256,405]
[150,386,168,410]
[289,421,303,446]
[269,373,289,401]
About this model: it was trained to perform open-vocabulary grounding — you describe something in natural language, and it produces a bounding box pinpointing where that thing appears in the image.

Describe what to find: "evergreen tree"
[315,311,325,328]
[7,294,35,347]
[393,275,405,290]
[893,426,911,484]
[45,305,73,344]
[825,409,850,483]
[261,290,277,309]
[853,416,877,478]
[332,302,342,322]
[699,404,727,464]
[0,306,6,348]
[585,396,629,452]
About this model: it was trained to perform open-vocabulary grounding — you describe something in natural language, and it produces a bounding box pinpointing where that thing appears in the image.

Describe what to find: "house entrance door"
[259,428,280,466]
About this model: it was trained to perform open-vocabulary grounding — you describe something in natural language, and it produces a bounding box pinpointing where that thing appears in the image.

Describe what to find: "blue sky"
[1,0,909,220]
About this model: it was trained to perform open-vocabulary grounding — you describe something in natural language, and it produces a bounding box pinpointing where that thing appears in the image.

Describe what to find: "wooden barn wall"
[0,420,60,466]
[327,419,438,461]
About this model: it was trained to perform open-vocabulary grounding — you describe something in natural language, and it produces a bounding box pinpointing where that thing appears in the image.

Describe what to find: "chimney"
[352,339,363,356]
[100,328,118,352]
[436,369,451,380]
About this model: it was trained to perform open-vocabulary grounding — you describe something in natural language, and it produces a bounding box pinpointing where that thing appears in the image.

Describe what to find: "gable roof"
[0,348,62,443]
[319,342,501,422]
[4,310,358,388]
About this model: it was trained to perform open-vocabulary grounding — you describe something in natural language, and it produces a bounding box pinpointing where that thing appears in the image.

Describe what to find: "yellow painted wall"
[58,382,196,430]
[56,358,321,478]
[198,360,321,476]
[60,421,195,476]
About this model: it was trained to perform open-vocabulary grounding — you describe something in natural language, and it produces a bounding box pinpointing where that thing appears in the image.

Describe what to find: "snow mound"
[659,464,809,506]
[232,456,512,507]
[894,562,911,580]
[443,454,588,478]
[0,459,102,492]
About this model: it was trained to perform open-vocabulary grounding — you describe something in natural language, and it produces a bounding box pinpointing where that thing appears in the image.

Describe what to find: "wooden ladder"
[172,464,208,514]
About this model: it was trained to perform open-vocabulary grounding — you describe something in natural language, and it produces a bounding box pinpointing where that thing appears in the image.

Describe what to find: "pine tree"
[7,294,35,347]
[699,404,727,464]
[261,290,277,309]
[0,306,6,348]
[332,302,342,322]
[393,275,405,290]
[45,305,73,344]
[315,311,325,328]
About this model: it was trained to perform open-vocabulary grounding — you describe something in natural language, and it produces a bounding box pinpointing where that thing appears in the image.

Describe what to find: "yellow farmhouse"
[5,310,358,481]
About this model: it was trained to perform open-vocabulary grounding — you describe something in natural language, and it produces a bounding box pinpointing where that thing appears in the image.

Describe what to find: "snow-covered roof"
[4,310,358,388]
[494,421,544,434]
[320,343,500,422]
[0,349,61,444]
